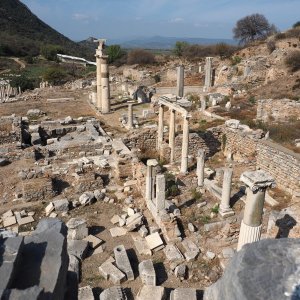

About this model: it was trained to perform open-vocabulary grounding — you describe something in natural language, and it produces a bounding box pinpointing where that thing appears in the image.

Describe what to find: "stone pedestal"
[100,56,110,114]
[180,116,189,173]
[237,170,275,251]
[127,104,133,129]
[176,66,184,98]
[197,149,205,187]
[169,109,176,163]
[157,105,164,150]
[219,168,234,218]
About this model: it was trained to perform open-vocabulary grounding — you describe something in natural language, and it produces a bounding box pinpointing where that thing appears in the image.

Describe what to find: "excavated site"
[0,37,300,300]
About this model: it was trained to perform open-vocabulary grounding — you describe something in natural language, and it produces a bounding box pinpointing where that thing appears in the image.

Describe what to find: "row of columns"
[95,39,110,114]
[196,153,275,251]
[157,104,190,173]
[0,84,21,103]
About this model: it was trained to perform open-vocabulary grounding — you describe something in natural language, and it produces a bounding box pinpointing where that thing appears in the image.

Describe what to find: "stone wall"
[0,116,22,145]
[257,141,300,195]
[123,128,157,151]
[256,99,300,122]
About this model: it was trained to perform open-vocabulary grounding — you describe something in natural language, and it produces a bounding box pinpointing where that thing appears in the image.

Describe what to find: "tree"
[43,67,68,85]
[41,44,64,61]
[233,14,277,45]
[106,45,126,64]
[293,21,300,28]
[173,41,189,57]
[10,74,35,91]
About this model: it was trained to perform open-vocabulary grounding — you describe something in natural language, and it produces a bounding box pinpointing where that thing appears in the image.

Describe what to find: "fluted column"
[180,115,189,173]
[169,109,176,163]
[237,170,275,251]
[146,159,158,202]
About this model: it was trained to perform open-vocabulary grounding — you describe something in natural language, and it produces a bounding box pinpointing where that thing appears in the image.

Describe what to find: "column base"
[237,221,262,251]
[219,208,235,218]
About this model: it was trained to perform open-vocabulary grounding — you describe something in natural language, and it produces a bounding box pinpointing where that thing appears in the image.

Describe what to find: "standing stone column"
[169,109,176,163]
[176,65,184,98]
[180,115,189,173]
[127,103,133,129]
[200,95,206,112]
[157,105,164,150]
[100,56,110,114]
[155,174,165,211]
[146,159,158,201]
[204,57,213,91]
[197,149,205,187]
[219,168,234,218]
[237,170,275,251]
[96,48,102,110]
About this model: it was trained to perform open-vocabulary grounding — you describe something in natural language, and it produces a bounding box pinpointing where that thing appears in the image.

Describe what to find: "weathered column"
[176,65,184,98]
[127,103,133,129]
[169,109,176,163]
[157,105,164,150]
[100,55,110,114]
[91,80,97,104]
[180,115,189,173]
[219,168,234,218]
[96,49,102,109]
[237,170,275,251]
[146,159,158,201]
[155,174,165,212]
[204,57,213,91]
[197,149,205,187]
[200,95,206,112]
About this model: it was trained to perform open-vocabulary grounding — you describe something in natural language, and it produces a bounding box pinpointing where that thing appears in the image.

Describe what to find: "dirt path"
[11,57,26,69]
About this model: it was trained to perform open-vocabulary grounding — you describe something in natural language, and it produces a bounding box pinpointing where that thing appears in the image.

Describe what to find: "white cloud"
[169,17,184,23]
[72,13,89,21]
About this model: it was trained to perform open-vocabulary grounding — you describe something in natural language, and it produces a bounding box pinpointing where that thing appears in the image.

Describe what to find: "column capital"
[240,170,275,192]
[147,159,158,167]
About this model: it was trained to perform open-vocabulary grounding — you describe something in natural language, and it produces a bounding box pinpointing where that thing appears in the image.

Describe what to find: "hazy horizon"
[21,0,300,42]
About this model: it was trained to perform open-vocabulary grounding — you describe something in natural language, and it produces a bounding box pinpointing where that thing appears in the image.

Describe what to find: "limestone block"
[53,198,69,212]
[67,239,89,260]
[114,245,134,281]
[79,192,95,206]
[45,202,55,216]
[3,216,17,227]
[79,286,94,300]
[170,288,196,300]
[126,212,143,231]
[17,216,34,226]
[100,286,127,300]
[182,239,200,261]
[83,235,103,249]
[66,218,88,240]
[137,285,166,300]
[139,259,156,286]
[174,264,187,279]
[99,262,126,284]
[145,232,164,252]
[164,244,184,262]
[110,227,127,237]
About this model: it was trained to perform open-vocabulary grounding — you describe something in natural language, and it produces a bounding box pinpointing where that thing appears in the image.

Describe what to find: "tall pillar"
[127,103,134,129]
[100,56,110,114]
[157,105,164,150]
[146,159,158,201]
[180,115,189,173]
[237,170,275,251]
[219,168,234,218]
[176,65,184,98]
[197,149,205,187]
[204,57,213,91]
[169,109,176,163]
[96,50,102,109]
[200,95,206,112]
[155,174,165,212]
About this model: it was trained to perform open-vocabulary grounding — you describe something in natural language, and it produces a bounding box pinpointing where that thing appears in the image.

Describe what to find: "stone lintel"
[240,170,275,192]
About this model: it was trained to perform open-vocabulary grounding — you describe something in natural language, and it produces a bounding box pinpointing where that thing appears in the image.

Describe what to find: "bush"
[153,74,161,83]
[231,56,242,65]
[285,51,300,72]
[165,172,180,198]
[43,67,68,85]
[127,49,155,65]
[173,41,189,57]
[106,45,126,64]
[267,40,276,53]
[215,42,236,59]
[293,21,300,28]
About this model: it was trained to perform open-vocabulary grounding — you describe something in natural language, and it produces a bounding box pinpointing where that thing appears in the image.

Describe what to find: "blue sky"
[22,0,300,41]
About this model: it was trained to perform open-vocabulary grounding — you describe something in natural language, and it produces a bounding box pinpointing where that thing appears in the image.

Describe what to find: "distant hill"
[0,0,93,58]
[109,36,237,49]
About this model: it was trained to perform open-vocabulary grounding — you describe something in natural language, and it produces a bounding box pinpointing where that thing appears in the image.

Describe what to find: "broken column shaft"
[157,105,164,150]
[155,174,166,212]
[127,103,133,129]
[169,109,176,163]
[180,115,189,173]
[237,170,275,251]
[219,168,234,217]
[197,149,205,187]
[176,65,184,98]
[100,56,110,114]
[146,159,158,202]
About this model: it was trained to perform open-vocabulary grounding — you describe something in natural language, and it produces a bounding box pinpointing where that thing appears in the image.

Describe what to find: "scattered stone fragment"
[164,244,184,262]
[114,245,134,281]
[53,198,69,212]
[139,225,148,238]
[137,285,166,300]
[111,215,120,225]
[126,212,143,231]
[110,227,127,237]
[2,210,14,219]
[83,235,103,249]
[170,288,197,300]
[94,189,105,201]
[49,212,58,218]
[3,216,17,228]
[188,223,196,232]
[79,192,95,206]
[206,251,216,260]
[100,286,127,300]
[145,232,164,252]
[67,239,89,260]
[175,264,187,279]
[45,202,55,216]
[17,216,34,226]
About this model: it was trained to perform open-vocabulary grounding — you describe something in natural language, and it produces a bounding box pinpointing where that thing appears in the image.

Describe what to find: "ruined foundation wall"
[123,128,157,151]
[257,99,300,122]
[0,116,22,144]
[257,141,300,195]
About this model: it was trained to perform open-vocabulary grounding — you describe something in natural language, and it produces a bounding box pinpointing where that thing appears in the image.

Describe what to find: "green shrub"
[293,21,300,28]
[231,56,242,65]
[106,45,126,64]
[165,172,180,198]
[285,51,300,72]
[153,74,161,83]
[10,74,36,91]
[248,96,256,105]
[43,67,68,85]
[41,45,64,61]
